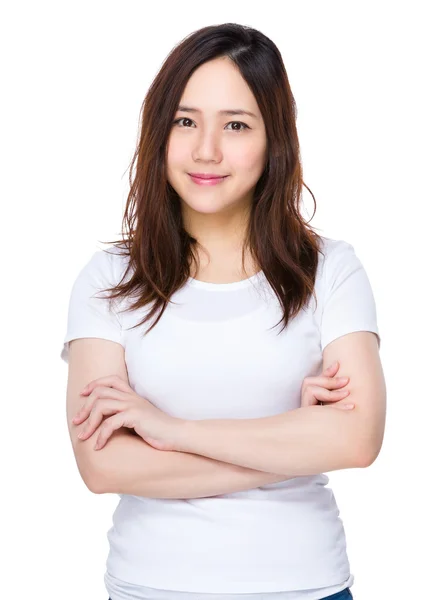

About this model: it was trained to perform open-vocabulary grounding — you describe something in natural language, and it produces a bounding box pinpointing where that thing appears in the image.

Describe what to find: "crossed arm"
[89,428,292,497]
[85,331,385,498]
[90,405,366,498]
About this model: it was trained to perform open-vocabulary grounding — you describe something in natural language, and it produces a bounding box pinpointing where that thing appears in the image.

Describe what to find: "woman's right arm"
[66,338,292,499]
[93,429,292,498]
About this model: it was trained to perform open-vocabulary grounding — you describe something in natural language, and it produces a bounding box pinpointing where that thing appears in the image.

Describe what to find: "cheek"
[166,140,187,167]
[230,141,267,174]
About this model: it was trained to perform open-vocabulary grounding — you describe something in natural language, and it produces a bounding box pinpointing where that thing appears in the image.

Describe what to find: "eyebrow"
[177,105,258,119]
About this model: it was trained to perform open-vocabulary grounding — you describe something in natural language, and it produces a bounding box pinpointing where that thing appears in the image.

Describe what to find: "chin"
[182,199,229,215]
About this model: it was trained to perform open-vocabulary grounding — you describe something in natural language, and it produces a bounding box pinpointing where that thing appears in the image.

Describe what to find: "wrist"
[172,418,194,453]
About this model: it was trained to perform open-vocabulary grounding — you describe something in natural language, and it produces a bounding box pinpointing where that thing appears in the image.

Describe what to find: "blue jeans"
[321,589,353,599]
[108,589,352,600]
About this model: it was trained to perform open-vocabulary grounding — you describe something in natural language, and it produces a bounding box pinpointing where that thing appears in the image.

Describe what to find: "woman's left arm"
[177,331,386,476]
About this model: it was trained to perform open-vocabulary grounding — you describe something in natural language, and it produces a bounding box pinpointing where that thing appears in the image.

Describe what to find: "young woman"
[61,23,385,600]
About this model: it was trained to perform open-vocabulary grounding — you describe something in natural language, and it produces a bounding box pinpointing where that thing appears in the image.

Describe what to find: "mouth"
[188,173,229,179]
[188,173,229,186]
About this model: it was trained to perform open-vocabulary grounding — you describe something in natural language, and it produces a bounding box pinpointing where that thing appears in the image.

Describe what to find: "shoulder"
[318,235,356,265]
[79,245,129,284]
[316,235,358,287]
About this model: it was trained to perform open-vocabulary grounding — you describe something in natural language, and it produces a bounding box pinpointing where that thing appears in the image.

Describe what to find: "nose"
[192,128,223,163]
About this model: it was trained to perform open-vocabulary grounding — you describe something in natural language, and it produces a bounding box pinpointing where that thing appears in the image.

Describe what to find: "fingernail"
[343,403,355,409]
[330,361,338,368]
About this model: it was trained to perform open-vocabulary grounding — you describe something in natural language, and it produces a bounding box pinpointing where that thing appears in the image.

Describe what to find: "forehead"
[178,58,260,117]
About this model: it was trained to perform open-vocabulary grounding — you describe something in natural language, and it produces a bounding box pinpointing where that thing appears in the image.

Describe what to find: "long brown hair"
[97,23,325,336]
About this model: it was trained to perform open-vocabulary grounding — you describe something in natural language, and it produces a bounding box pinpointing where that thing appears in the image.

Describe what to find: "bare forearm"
[93,430,293,498]
[177,406,367,476]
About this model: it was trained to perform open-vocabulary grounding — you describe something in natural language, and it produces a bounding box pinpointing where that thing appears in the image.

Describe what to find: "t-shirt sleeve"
[320,240,381,352]
[60,250,124,364]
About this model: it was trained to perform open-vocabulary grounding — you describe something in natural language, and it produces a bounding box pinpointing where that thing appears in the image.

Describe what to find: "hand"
[300,361,354,410]
[72,375,186,451]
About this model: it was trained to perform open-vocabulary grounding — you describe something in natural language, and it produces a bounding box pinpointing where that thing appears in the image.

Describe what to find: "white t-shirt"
[61,236,380,600]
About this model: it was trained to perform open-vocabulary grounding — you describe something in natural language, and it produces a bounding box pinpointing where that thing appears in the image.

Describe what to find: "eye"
[173,117,195,128]
[226,121,250,132]
[172,118,250,132]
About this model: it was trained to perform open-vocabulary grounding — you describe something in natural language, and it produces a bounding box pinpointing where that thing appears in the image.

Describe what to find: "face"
[166,57,268,232]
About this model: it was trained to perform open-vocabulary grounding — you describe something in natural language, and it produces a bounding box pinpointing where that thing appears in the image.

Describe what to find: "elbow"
[352,415,386,469]
[84,469,107,494]
[71,436,111,494]
[357,425,385,468]
[76,462,106,494]
[356,443,382,468]
[83,469,111,494]
[75,453,108,494]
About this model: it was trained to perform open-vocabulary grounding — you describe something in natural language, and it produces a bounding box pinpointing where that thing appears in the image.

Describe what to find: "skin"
[72,61,353,447]
[166,56,268,281]
[73,363,352,452]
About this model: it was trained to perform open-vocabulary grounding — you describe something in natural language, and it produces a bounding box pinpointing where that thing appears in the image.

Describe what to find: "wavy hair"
[98,22,325,336]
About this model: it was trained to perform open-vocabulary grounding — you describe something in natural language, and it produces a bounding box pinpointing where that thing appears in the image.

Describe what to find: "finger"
[305,375,349,391]
[309,385,351,404]
[78,400,127,440]
[94,412,136,450]
[73,386,129,424]
[81,375,131,396]
[323,361,339,375]
[301,385,349,409]
[324,388,351,403]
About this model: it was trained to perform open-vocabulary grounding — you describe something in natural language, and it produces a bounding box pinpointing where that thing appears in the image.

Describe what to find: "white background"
[2,2,443,599]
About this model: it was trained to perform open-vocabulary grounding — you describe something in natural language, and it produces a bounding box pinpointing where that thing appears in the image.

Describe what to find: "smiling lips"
[188,173,228,185]
[188,172,228,179]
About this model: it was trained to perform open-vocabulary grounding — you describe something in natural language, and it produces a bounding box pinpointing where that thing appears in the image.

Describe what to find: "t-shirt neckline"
[186,270,265,291]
